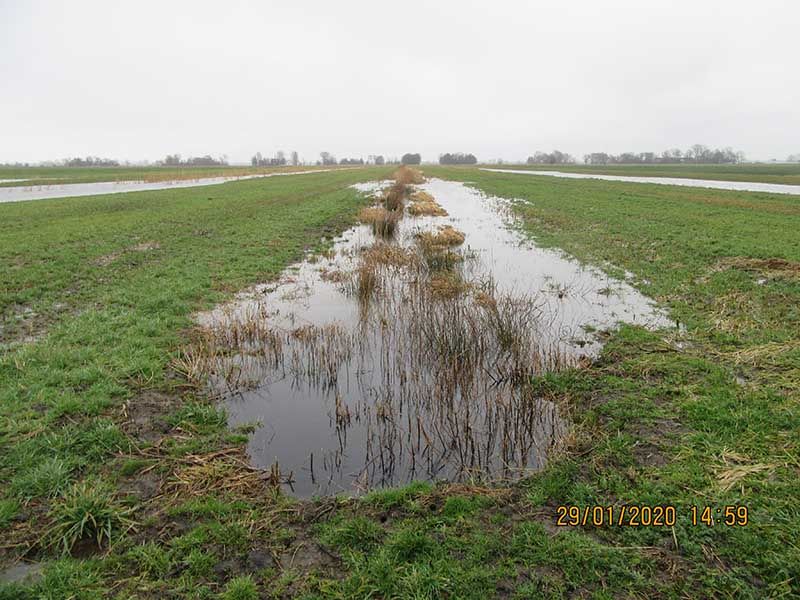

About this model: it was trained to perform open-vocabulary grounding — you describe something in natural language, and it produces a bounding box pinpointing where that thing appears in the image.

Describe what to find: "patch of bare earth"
[711,256,800,281]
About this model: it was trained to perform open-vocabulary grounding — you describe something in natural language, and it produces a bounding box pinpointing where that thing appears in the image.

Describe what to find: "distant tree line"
[317,154,391,166]
[439,152,477,165]
[526,150,576,165]
[318,152,337,166]
[61,156,120,167]
[252,151,284,166]
[401,153,421,165]
[161,154,228,167]
[583,145,745,165]
[787,153,800,162]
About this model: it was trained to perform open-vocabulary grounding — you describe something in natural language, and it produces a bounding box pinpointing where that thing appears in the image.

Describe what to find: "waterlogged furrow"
[188,168,671,496]
[0,168,345,203]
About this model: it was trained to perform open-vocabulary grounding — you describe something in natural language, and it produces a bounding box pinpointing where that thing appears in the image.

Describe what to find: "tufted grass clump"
[49,480,135,553]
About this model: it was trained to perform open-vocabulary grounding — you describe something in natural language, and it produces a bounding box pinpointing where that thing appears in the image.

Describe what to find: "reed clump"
[356,263,380,302]
[362,242,419,268]
[358,206,386,224]
[423,248,464,272]
[373,209,400,238]
[183,176,580,492]
[411,190,435,203]
[408,191,448,217]
[320,267,348,283]
[360,206,400,238]
[417,225,466,248]
[394,165,425,185]
[429,273,471,299]
[383,183,407,212]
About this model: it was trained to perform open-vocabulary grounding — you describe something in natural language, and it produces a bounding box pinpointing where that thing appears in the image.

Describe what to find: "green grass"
[2,165,798,598]
[487,161,800,185]
[49,480,134,553]
[0,168,382,593]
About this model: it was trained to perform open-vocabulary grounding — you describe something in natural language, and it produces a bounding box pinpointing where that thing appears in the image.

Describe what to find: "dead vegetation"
[355,263,380,303]
[185,213,572,490]
[360,242,419,269]
[163,448,288,501]
[358,206,386,224]
[177,167,579,493]
[358,206,400,238]
[417,225,466,248]
[383,183,407,211]
[429,272,471,298]
[394,165,425,185]
[711,256,800,281]
[715,450,777,492]
[408,190,449,216]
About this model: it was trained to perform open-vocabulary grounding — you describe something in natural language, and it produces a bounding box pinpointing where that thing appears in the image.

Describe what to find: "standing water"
[481,168,800,195]
[192,178,671,497]
[0,169,343,204]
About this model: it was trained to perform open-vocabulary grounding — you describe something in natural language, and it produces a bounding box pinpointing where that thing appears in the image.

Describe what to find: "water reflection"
[0,169,341,204]
[194,179,672,497]
[482,168,800,195]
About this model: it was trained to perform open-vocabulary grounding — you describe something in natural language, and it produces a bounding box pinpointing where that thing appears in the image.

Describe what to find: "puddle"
[482,168,800,196]
[193,178,671,497]
[0,169,345,204]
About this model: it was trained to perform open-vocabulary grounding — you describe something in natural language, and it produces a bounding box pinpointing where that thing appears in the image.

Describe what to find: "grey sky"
[2,0,798,164]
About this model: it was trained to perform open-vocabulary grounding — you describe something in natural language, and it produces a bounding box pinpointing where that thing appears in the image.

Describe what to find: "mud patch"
[122,391,179,443]
[711,256,800,281]
[629,418,687,468]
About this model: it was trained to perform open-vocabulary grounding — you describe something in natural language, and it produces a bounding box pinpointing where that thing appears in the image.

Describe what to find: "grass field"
[1,166,798,598]
[0,165,334,188]
[488,162,800,185]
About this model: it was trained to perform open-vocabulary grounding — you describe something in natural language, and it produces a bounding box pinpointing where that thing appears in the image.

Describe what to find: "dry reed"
[394,165,425,185]
[408,191,448,217]
[182,182,577,491]
[383,183,407,211]
[428,225,465,246]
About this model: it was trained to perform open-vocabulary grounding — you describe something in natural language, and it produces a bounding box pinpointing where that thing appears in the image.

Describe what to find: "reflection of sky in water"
[0,169,341,203]
[196,179,673,497]
[482,168,800,196]
[200,179,671,354]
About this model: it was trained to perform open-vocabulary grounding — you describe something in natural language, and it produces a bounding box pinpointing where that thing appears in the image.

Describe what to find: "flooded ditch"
[0,169,343,204]
[188,170,672,497]
[482,168,800,195]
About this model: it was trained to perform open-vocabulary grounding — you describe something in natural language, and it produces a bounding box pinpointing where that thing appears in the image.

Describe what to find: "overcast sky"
[2,0,798,164]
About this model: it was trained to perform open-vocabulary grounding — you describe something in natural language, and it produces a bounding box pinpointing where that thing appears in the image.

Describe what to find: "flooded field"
[189,172,671,497]
[483,168,800,195]
[0,169,339,203]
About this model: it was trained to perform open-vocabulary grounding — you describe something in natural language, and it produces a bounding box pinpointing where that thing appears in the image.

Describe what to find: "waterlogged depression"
[482,168,800,195]
[0,169,342,203]
[192,178,672,497]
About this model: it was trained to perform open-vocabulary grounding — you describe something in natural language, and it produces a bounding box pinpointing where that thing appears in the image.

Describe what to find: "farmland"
[0,166,798,598]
